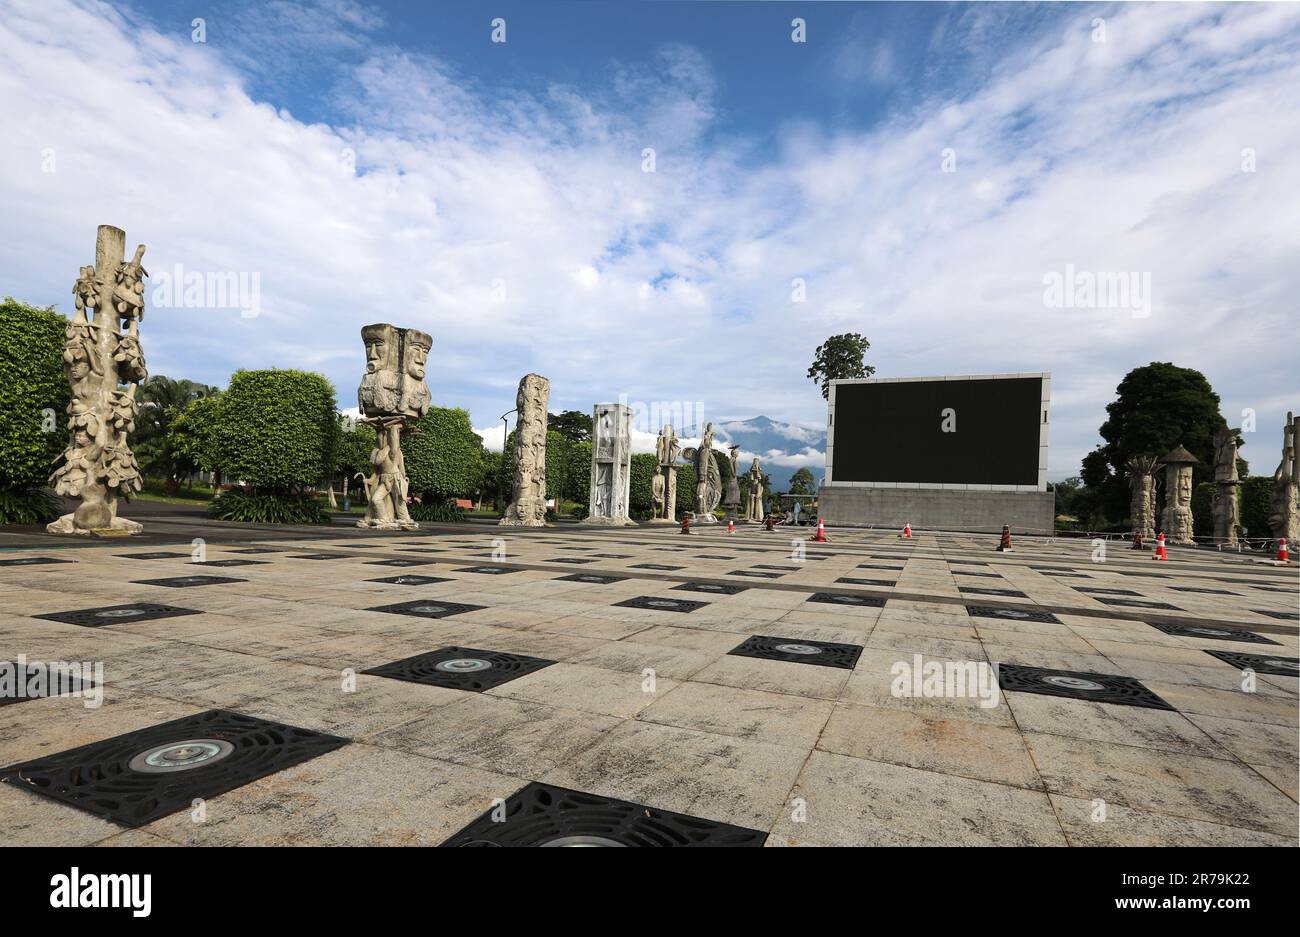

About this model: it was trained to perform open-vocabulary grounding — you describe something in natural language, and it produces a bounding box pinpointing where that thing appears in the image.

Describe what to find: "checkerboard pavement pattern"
[2,521,1296,846]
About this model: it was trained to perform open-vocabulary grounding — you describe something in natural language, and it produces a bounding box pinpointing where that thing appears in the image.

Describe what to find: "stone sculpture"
[744,457,764,522]
[1158,445,1198,545]
[1269,411,1300,542]
[1212,428,1240,547]
[724,445,742,516]
[584,402,633,526]
[681,422,721,523]
[500,373,550,527]
[48,226,148,536]
[1125,455,1159,540]
[651,424,680,522]
[355,324,430,530]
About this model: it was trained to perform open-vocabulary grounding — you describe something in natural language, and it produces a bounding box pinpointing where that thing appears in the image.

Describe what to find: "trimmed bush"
[403,407,482,499]
[1238,475,1273,541]
[1,298,69,492]
[566,441,592,507]
[215,369,338,490]
[409,499,466,523]
[1192,482,1214,538]
[208,488,330,524]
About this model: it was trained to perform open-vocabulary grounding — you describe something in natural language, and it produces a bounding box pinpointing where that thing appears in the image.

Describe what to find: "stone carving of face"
[399,330,432,418]
[359,323,401,416]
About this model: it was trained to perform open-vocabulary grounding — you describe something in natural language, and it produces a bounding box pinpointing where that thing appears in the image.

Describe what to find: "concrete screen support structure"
[819,373,1053,533]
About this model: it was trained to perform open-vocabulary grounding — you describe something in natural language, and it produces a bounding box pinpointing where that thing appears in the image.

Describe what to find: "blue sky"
[2,1,1298,479]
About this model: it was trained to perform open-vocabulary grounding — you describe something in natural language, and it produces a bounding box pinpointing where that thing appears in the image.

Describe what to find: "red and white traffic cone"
[1276,538,1290,563]
[680,515,691,535]
[1153,533,1167,561]
[901,523,912,539]
[727,517,735,534]
[996,524,1013,552]
[813,517,829,543]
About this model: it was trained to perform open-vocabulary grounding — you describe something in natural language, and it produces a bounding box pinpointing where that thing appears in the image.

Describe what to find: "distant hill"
[712,415,826,492]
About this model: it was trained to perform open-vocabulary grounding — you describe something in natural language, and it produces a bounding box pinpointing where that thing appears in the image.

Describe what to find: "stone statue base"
[690,512,718,525]
[47,513,143,537]
[356,518,418,531]
[581,515,635,527]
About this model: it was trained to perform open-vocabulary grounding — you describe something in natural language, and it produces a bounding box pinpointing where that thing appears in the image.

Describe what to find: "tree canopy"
[807,332,874,400]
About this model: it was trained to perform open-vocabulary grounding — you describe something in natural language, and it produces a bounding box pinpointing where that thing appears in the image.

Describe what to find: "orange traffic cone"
[1153,533,1167,561]
[727,517,735,534]
[813,518,829,543]
[679,515,691,535]
[901,523,912,539]
[996,524,1013,552]
[1277,538,1290,563]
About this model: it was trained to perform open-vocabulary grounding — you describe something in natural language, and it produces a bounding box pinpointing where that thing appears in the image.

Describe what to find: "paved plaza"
[2,517,1297,847]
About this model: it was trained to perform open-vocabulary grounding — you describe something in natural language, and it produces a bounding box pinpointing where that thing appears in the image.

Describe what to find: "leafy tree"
[788,467,816,495]
[215,369,338,491]
[807,333,874,400]
[1083,363,1232,520]
[402,406,483,500]
[0,298,68,523]
[167,394,223,487]
[1238,476,1273,541]
[134,375,220,483]
[548,409,593,443]
[565,441,592,507]
[333,418,376,500]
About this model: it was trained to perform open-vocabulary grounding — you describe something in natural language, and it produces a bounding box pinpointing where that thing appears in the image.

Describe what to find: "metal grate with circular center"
[555,573,627,584]
[729,634,864,670]
[362,646,555,692]
[130,576,246,588]
[672,581,747,595]
[614,596,708,614]
[807,592,886,609]
[0,557,73,566]
[34,603,204,629]
[995,663,1173,710]
[965,605,1061,624]
[0,709,346,827]
[1202,650,1300,677]
[1147,622,1279,645]
[441,782,766,847]
[365,598,485,620]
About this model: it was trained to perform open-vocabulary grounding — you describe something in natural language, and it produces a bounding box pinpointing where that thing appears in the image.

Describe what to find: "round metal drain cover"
[646,600,679,608]
[774,643,824,655]
[435,658,493,673]
[996,610,1031,619]
[412,605,447,614]
[541,835,627,847]
[1266,659,1299,672]
[1186,627,1232,637]
[1041,675,1104,691]
[129,739,234,773]
[96,608,146,618]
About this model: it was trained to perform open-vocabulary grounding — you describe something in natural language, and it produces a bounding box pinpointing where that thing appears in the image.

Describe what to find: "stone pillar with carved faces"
[500,373,550,527]
[356,323,429,530]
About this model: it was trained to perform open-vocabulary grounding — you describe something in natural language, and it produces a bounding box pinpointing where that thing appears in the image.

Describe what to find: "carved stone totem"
[583,403,633,526]
[651,424,680,522]
[355,324,430,530]
[1125,455,1159,540]
[500,373,550,527]
[744,457,764,522]
[1269,411,1300,542]
[1158,445,1198,545]
[48,225,148,536]
[681,422,722,523]
[1212,428,1240,546]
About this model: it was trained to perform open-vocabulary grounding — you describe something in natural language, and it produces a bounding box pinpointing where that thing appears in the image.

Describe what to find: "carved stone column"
[1125,455,1158,540]
[583,402,633,526]
[1212,428,1240,546]
[1158,445,1198,545]
[355,323,429,531]
[500,373,550,527]
[1270,411,1300,542]
[48,225,147,537]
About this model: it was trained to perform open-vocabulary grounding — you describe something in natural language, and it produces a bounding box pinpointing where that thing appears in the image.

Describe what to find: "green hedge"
[1238,475,1273,540]
[0,487,61,525]
[208,489,330,524]
[0,298,69,490]
[215,369,338,490]
[566,441,592,506]
[1191,481,1214,538]
[402,407,481,499]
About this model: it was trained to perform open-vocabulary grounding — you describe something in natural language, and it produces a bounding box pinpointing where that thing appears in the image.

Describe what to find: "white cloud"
[3,0,1297,485]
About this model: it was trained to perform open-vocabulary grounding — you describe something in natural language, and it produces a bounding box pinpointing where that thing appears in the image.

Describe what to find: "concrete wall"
[818,484,1055,534]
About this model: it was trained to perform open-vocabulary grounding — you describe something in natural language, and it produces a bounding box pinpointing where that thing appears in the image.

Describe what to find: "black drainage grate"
[441,782,766,847]
[727,570,782,579]
[965,605,1061,624]
[0,557,73,567]
[556,573,628,584]
[953,570,1002,578]
[366,575,454,585]
[0,662,97,707]
[1074,587,1140,596]
[857,563,903,571]
[195,559,269,567]
[807,592,886,608]
[287,553,348,560]
[630,563,685,571]
[116,552,190,560]
[363,646,555,692]
[130,576,247,588]
[227,547,286,554]
[1096,598,1180,610]
[959,586,1028,598]
[546,557,596,564]
[835,577,894,587]
[1251,609,1298,621]
[398,547,446,553]
[365,559,435,567]
[365,599,485,619]
[1170,587,1238,595]
[673,581,747,595]
[590,553,633,559]
[453,566,518,575]
[996,663,1172,710]
[754,564,798,571]
[1037,570,1090,578]
[1147,622,1279,645]
[34,604,203,628]
[1202,650,1300,677]
[696,555,735,560]
[615,596,708,613]
[728,634,863,669]
[0,709,347,827]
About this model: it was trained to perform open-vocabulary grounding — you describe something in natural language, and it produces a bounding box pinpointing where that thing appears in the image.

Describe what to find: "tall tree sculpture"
[48,225,148,536]
[1125,455,1159,540]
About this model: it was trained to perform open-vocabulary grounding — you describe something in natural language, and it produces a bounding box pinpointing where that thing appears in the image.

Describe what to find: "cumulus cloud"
[3,0,1297,482]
